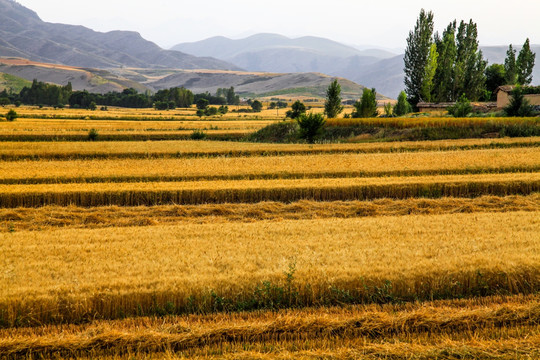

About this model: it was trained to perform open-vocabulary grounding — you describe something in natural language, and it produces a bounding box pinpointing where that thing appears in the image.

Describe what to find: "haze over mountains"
[174,35,540,99]
[173,34,405,98]
[1,0,538,100]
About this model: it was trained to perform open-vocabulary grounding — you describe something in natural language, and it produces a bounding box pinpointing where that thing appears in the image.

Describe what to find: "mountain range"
[1,0,538,100]
[173,34,405,97]
[173,35,540,99]
[0,0,238,70]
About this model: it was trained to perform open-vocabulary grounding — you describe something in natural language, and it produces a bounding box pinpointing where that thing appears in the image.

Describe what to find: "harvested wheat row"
[2,195,538,232]
[1,148,538,184]
[0,173,538,208]
[1,137,538,160]
[1,296,538,359]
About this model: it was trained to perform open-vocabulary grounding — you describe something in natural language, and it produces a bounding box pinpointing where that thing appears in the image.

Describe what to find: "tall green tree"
[485,64,506,100]
[404,9,434,106]
[517,38,536,85]
[453,20,486,101]
[433,21,457,102]
[421,43,438,102]
[504,45,518,85]
[352,88,378,118]
[324,79,344,118]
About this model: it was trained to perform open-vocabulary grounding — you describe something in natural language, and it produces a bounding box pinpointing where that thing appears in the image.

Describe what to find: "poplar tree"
[421,44,438,102]
[324,79,344,118]
[504,45,517,85]
[517,38,536,85]
[454,20,486,101]
[433,22,457,102]
[404,9,434,106]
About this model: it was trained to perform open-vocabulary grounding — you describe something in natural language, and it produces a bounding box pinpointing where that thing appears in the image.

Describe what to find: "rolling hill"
[136,69,388,100]
[0,58,150,93]
[0,0,238,71]
[0,58,388,101]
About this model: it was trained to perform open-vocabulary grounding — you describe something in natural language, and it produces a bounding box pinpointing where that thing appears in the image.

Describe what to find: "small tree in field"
[393,91,412,116]
[324,79,344,118]
[286,100,306,119]
[352,88,378,118]
[251,100,263,112]
[296,113,325,143]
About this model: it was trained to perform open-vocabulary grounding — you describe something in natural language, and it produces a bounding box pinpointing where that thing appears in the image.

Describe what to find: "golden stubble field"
[0,108,539,359]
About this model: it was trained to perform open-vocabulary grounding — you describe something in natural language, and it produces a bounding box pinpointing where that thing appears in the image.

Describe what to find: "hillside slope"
[0,0,238,70]
[0,58,149,93]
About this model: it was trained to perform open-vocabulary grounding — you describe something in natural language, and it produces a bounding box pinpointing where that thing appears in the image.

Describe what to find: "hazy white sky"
[15,0,540,50]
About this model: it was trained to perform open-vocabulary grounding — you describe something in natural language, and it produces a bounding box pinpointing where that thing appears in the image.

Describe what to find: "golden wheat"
[0,118,273,132]
[1,137,538,160]
[0,147,537,184]
[326,116,540,128]
[1,211,539,327]
[0,173,538,207]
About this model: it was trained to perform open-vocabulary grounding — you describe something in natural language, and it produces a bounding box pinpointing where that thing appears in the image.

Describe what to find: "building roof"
[495,85,516,94]
[416,102,455,108]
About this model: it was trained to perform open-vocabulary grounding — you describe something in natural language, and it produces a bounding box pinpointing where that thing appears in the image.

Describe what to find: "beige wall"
[498,92,540,108]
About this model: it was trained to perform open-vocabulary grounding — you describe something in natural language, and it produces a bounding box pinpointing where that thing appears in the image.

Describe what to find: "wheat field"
[0,111,538,359]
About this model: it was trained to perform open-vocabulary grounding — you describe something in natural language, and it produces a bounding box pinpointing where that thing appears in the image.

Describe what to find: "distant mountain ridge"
[172,33,397,60]
[173,34,405,98]
[174,34,540,99]
[0,0,239,70]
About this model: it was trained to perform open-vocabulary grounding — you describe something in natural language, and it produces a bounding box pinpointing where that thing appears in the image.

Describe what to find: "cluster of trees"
[194,87,240,107]
[404,9,535,106]
[0,80,72,107]
[268,101,288,109]
[195,98,227,117]
[0,80,245,111]
[153,87,194,109]
[485,40,536,98]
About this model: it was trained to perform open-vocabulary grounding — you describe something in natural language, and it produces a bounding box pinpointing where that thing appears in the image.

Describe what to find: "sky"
[15,0,540,51]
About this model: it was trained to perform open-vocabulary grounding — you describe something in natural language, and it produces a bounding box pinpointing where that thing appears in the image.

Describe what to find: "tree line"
[0,81,245,110]
[404,9,536,106]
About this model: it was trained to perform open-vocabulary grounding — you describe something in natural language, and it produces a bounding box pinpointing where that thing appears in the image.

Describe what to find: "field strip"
[1,148,538,184]
[1,211,538,327]
[0,119,274,130]
[1,195,539,232]
[0,137,538,160]
[0,132,249,142]
[0,173,538,207]
[326,116,540,128]
[1,295,538,358]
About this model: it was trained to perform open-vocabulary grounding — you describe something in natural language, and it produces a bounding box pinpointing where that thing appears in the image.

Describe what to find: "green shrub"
[297,113,326,143]
[6,109,18,121]
[88,128,99,141]
[448,94,473,117]
[190,130,207,140]
[505,87,535,117]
